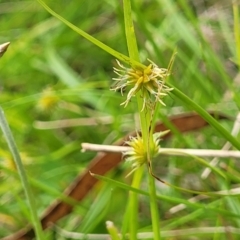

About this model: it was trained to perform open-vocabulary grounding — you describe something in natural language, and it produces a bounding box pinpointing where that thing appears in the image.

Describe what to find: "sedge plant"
[109,1,175,239]
[14,0,239,239]
[111,52,173,239]
[37,0,173,238]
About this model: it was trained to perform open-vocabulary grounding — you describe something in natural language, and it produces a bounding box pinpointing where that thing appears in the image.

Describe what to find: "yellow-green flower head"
[124,132,165,175]
[112,60,173,110]
[125,134,146,171]
[37,87,60,112]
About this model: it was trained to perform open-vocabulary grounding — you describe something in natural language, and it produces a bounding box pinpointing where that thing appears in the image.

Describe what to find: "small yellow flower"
[124,132,168,176]
[124,134,146,171]
[112,60,173,110]
[37,87,60,112]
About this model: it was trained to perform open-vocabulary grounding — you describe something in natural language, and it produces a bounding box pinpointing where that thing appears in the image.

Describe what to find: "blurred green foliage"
[0,0,240,239]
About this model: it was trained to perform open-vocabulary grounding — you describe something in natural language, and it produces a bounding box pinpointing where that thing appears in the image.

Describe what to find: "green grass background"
[0,0,240,239]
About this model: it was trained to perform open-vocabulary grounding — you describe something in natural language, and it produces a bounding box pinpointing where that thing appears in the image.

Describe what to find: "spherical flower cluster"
[112,60,173,110]
[37,87,60,112]
[124,132,167,175]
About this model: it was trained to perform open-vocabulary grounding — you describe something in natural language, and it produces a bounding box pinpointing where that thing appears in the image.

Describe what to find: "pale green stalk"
[128,167,144,240]
[123,0,161,239]
[106,221,121,240]
[148,171,161,239]
[145,103,162,240]
[233,0,240,66]
[123,0,141,238]
[0,108,44,240]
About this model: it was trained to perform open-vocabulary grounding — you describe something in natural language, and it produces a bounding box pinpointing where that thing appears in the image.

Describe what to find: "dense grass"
[0,0,240,239]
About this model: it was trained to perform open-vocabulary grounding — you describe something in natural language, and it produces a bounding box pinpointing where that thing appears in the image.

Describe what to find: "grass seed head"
[124,132,164,176]
[112,59,173,110]
[37,87,60,112]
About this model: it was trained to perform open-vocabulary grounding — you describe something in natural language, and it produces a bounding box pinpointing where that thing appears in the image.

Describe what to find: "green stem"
[123,0,142,239]
[148,172,161,239]
[106,221,121,240]
[123,0,161,239]
[129,167,144,240]
[136,95,151,144]
[0,107,44,240]
[140,101,161,240]
[233,1,240,67]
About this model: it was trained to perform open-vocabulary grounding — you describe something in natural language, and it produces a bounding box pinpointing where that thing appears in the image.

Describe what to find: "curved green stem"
[233,1,240,67]
[123,0,161,239]
[0,108,44,240]
[129,167,144,240]
[123,0,142,238]
[148,172,161,239]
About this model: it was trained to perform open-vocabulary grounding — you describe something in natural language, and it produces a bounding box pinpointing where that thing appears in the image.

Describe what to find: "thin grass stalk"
[129,167,144,240]
[123,0,142,238]
[233,1,240,66]
[148,169,161,239]
[106,221,121,240]
[169,85,240,150]
[37,0,144,69]
[0,107,44,240]
[123,0,161,239]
